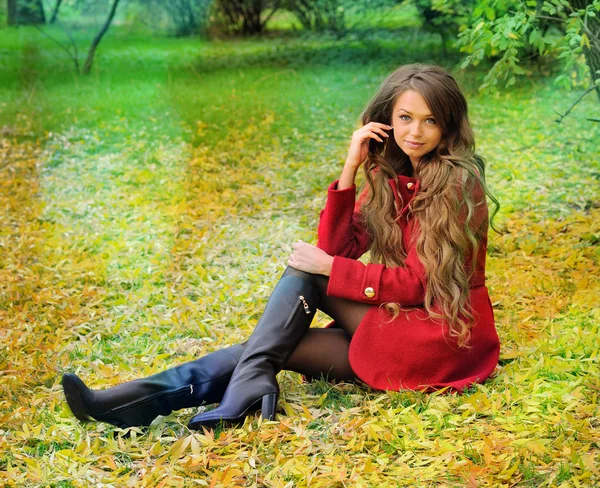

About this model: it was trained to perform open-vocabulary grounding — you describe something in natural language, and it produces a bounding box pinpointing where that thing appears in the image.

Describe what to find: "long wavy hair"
[359,64,500,348]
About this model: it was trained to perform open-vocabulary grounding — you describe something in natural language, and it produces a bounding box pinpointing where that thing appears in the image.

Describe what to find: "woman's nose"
[410,123,422,136]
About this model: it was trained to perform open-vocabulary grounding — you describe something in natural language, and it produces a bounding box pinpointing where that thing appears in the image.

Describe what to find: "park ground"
[0,19,599,487]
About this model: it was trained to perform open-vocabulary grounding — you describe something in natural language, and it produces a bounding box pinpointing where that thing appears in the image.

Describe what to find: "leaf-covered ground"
[1,27,599,487]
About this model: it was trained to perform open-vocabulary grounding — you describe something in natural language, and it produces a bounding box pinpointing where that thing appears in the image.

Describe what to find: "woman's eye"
[399,115,436,124]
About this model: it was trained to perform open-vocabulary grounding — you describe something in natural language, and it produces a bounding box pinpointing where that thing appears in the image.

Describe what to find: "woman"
[62,63,500,430]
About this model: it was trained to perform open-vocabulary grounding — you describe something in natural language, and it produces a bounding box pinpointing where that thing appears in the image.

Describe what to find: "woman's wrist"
[322,254,334,276]
[338,162,359,190]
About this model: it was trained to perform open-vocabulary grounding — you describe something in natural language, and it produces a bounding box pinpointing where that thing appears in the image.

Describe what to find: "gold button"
[406,182,415,190]
[364,287,375,298]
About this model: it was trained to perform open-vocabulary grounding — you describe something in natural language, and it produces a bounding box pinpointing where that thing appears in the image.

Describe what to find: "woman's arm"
[289,122,391,274]
[316,181,370,260]
[338,121,391,189]
[337,161,360,191]
[326,244,426,306]
[316,121,391,259]
[290,221,427,306]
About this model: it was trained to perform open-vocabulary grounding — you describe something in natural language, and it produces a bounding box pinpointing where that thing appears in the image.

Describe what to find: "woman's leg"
[282,267,371,337]
[63,266,369,429]
[61,345,244,428]
[280,267,372,383]
[188,271,322,429]
[282,328,358,382]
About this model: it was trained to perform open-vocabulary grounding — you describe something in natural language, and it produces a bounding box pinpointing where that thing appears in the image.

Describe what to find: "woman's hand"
[288,240,334,276]
[345,121,393,170]
[338,121,393,190]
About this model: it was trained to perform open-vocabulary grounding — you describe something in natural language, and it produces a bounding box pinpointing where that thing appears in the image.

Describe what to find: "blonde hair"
[359,64,499,348]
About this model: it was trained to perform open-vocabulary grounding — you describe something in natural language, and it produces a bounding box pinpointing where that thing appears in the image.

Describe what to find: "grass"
[0,21,599,487]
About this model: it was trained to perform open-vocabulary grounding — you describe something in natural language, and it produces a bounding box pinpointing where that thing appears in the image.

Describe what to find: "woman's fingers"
[354,124,392,143]
[289,241,302,263]
[363,122,393,134]
[288,241,332,276]
[290,240,313,262]
[365,130,384,143]
[345,121,393,170]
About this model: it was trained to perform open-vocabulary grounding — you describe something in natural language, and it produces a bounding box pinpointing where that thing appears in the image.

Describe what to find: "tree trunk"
[7,0,17,25]
[82,0,121,74]
[569,0,600,102]
[49,0,63,24]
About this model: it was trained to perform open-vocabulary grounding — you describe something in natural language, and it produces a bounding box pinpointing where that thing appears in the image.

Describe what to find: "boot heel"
[261,393,278,421]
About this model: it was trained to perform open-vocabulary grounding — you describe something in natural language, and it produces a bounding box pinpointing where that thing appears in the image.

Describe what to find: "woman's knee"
[282,266,323,286]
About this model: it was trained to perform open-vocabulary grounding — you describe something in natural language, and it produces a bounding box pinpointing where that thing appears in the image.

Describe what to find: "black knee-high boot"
[61,344,244,428]
[187,275,319,429]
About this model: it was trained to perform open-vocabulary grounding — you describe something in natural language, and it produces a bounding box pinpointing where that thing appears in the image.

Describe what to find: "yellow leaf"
[498,459,520,479]
[581,33,591,49]
[169,435,192,461]
[191,435,201,456]
[483,444,492,466]
[316,392,328,406]
[582,453,600,476]
[363,457,376,473]
[282,401,296,417]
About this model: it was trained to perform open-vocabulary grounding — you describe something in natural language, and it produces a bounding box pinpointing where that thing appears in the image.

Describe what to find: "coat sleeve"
[317,180,371,260]
[325,226,427,307]
[318,179,426,306]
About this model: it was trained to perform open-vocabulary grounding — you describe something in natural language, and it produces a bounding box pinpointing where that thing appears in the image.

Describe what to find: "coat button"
[364,287,375,298]
[406,182,415,190]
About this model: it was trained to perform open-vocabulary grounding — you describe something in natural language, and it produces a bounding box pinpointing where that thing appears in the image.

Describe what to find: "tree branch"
[49,0,63,24]
[33,24,79,72]
[82,0,121,74]
[555,85,600,123]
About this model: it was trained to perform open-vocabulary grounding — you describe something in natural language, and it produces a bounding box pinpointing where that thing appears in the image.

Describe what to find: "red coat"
[316,175,500,392]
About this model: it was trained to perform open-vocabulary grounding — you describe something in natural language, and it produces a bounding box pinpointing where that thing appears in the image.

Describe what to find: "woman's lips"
[406,141,424,148]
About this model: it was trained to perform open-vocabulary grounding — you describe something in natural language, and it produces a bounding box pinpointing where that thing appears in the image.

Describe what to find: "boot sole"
[187,392,277,430]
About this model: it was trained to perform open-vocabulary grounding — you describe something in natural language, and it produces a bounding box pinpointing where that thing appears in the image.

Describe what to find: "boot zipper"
[108,384,192,413]
[283,295,311,329]
[299,295,311,314]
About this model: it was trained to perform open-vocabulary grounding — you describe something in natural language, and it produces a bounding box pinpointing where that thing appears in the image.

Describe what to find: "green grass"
[1,22,599,487]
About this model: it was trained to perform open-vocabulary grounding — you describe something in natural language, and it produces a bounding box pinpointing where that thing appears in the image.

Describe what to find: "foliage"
[281,0,411,34]
[456,0,600,96]
[27,0,123,74]
[211,0,282,35]
[284,0,346,33]
[7,0,46,25]
[141,0,213,37]
[411,0,476,52]
[0,26,599,486]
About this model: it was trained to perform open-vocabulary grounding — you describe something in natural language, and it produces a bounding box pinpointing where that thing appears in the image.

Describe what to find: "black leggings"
[244,267,373,383]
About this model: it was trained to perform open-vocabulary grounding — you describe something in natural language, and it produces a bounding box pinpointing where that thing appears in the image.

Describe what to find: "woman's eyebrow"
[398,108,434,117]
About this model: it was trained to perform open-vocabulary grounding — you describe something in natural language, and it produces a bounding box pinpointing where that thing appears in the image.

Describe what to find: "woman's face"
[391,90,443,169]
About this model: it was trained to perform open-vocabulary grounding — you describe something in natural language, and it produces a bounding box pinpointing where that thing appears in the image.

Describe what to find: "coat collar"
[389,175,419,217]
